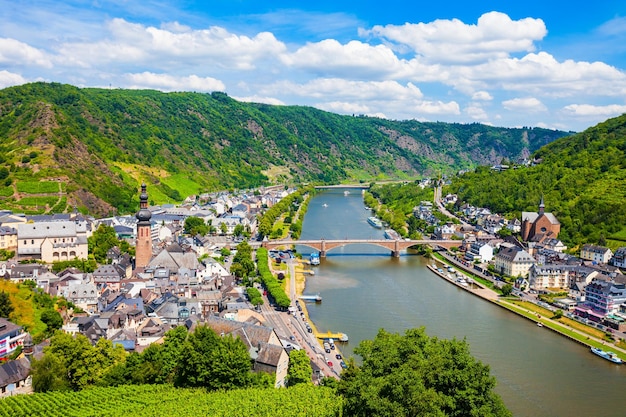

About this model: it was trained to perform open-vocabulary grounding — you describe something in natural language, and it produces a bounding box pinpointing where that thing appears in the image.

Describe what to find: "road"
[258,256,339,380]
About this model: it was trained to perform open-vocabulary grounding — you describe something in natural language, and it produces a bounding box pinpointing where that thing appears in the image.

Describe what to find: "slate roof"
[0,357,30,387]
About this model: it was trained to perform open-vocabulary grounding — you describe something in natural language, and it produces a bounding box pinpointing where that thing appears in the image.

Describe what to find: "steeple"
[135,183,152,269]
[136,183,152,223]
[539,195,545,215]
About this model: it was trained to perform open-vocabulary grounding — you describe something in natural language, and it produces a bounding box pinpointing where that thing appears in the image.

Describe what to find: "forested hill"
[447,113,626,248]
[0,82,569,216]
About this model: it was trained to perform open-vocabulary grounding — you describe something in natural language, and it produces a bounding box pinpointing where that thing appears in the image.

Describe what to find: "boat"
[344,190,350,196]
[300,294,322,303]
[384,229,400,240]
[322,203,328,208]
[536,322,544,327]
[310,252,320,266]
[591,347,623,364]
[367,216,383,229]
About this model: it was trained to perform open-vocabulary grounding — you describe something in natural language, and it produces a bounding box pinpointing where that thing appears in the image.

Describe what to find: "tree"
[184,216,209,236]
[501,284,514,297]
[220,222,228,235]
[0,291,13,318]
[40,308,63,334]
[31,353,70,392]
[233,223,244,237]
[174,325,252,390]
[338,328,511,417]
[88,224,121,263]
[287,349,312,386]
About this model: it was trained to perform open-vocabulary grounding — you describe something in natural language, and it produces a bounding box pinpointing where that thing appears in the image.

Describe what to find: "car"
[340,361,347,369]
[289,335,296,341]
[325,348,331,353]
[327,361,333,367]
[307,328,312,333]
[335,354,342,360]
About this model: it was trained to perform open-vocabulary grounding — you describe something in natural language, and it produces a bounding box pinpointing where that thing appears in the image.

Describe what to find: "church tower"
[135,183,152,269]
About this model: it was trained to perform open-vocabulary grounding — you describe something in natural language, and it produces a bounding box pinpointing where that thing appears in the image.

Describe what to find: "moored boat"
[367,216,383,228]
[591,347,623,364]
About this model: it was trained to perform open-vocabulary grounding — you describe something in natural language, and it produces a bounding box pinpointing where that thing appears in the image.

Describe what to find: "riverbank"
[429,257,626,362]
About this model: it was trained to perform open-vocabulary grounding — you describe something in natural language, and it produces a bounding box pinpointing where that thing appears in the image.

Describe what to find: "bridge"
[260,238,459,257]
[314,184,369,190]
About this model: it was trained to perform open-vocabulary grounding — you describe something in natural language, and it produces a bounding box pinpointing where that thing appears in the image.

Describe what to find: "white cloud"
[316,101,374,115]
[234,95,285,106]
[472,91,493,101]
[364,12,546,64]
[502,97,547,112]
[0,38,52,68]
[0,70,28,89]
[263,78,424,101]
[465,104,489,120]
[56,18,287,70]
[562,103,626,117]
[123,72,225,92]
[282,39,403,78]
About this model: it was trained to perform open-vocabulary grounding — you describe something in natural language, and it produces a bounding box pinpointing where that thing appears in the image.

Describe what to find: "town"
[1,179,626,398]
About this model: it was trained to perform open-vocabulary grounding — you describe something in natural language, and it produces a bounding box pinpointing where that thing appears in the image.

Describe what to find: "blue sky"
[1,1,625,131]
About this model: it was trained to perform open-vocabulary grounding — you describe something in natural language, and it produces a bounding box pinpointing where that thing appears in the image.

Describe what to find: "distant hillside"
[0,82,569,216]
[446,113,626,248]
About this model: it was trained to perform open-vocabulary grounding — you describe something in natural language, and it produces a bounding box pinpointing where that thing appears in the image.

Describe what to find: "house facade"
[583,278,626,315]
[580,244,613,264]
[528,264,570,290]
[17,220,89,262]
[494,245,535,277]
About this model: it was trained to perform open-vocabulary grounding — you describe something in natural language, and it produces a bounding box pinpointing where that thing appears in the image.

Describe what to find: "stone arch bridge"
[260,239,459,257]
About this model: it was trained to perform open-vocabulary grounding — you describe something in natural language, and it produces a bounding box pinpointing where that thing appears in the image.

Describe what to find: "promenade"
[430,254,626,361]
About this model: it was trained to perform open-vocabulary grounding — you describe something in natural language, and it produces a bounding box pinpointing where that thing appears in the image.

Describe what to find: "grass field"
[16,196,60,207]
[16,181,60,194]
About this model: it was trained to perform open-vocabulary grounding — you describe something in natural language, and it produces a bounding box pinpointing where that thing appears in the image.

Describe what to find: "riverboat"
[384,229,400,240]
[322,203,328,208]
[367,216,383,229]
[310,252,320,265]
[591,347,623,364]
[300,294,322,303]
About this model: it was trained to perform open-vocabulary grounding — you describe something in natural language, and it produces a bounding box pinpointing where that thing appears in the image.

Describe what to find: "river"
[297,189,626,417]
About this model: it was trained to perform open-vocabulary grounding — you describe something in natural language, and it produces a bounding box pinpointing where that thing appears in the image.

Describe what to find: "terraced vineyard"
[0,384,341,417]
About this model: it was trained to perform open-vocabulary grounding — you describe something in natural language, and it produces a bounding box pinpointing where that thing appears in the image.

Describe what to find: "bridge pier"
[320,251,326,258]
[391,251,400,257]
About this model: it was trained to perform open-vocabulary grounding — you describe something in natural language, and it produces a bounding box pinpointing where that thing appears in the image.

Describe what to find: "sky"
[1,1,625,132]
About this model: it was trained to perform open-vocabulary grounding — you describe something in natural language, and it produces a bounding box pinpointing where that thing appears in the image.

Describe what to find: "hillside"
[0,82,569,216]
[445,113,626,248]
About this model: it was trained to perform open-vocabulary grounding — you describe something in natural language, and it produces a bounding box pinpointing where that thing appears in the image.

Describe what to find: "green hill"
[446,113,626,248]
[0,82,569,216]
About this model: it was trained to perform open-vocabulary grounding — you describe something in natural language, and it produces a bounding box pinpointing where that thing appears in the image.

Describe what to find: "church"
[520,198,560,242]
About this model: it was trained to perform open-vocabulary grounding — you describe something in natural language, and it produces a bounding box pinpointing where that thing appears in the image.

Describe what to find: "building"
[528,264,570,290]
[582,277,626,315]
[521,198,561,242]
[0,318,27,360]
[463,241,494,263]
[494,245,535,277]
[0,226,17,252]
[610,247,626,268]
[17,220,89,262]
[135,183,153,269]
[580,244,613,264]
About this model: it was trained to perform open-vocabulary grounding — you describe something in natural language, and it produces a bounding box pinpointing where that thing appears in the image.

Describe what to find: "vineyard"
[0,384,342,417]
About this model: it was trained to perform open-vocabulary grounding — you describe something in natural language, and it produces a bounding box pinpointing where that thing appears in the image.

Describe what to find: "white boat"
[322,203,328,208]
[344,190,350,196]
[591,347,623,364]
[367,216,383,229]
[536,322,544,327]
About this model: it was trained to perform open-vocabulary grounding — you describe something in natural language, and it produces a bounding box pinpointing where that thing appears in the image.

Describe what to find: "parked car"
[335,354,342,360]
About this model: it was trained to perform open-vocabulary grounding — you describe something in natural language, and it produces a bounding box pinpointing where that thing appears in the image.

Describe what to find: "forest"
[0,82,569,216]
